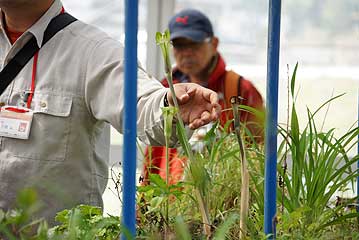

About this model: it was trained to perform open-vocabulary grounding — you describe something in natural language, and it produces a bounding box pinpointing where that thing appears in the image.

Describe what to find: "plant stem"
[231,96,249,238]
[165,137,169,238]
[156,30,212,237]
[162,106,177,238]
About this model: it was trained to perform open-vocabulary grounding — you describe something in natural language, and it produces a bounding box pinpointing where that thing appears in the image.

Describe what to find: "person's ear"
[211,36,219,50]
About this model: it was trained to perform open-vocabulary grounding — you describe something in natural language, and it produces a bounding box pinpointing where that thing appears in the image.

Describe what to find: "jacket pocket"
[3,94,73,162]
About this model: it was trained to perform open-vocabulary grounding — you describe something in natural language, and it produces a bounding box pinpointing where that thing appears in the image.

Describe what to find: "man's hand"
[166,83,221,129]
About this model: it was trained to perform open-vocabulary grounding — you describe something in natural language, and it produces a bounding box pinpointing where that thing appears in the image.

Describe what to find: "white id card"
[0,106,33,140]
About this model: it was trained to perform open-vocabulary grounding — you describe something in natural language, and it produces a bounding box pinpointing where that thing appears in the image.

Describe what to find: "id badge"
[0,106,33,140]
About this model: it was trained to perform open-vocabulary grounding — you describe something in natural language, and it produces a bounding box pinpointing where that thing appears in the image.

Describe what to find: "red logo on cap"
[176,16,189,24]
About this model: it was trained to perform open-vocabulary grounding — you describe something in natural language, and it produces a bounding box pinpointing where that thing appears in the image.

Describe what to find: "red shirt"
[5,26,23,44]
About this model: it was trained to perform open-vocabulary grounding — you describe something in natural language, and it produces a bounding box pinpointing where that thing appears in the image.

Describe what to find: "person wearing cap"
[0,1,221,224]
[141,8,264,185]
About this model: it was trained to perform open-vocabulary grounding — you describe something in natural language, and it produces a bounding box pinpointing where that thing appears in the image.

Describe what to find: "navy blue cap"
[168,9,213,42]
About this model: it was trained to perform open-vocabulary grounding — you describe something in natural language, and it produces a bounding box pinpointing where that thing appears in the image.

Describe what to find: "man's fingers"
[169,85,195,104]
[201,88,218,105]
[200,110,211,122]
[188,110,214,129]
[203,88,221,119]
[178,86,195,103]
[189,119,204,130]
[211,102,221,119]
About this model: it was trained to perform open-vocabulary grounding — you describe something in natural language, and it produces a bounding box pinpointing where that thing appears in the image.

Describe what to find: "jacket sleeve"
[83,38,178,146]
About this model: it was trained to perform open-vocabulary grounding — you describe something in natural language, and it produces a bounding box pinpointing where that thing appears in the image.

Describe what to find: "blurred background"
[61,0,359,215]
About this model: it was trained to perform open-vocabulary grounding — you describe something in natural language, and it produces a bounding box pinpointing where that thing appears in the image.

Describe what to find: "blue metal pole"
[264,0,281,238]
[122,0,138,239]
[357,88,359,213]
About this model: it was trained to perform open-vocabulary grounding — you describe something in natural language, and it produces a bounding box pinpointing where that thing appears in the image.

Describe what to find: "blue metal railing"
[264,0,282,238]
[357,89,359,213]
[122,0,138,239]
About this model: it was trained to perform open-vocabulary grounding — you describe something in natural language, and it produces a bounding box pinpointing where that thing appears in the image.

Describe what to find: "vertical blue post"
[122,0,138,239]
[357,88,359,213]
[264,0,281,238]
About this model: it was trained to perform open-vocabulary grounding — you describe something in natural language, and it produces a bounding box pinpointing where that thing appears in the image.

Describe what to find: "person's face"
[172,37,218,76]
[0,0,52,9]
[0,0,31,8]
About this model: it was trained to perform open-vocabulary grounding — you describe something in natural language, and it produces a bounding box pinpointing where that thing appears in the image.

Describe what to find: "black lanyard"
[0,13,77,96]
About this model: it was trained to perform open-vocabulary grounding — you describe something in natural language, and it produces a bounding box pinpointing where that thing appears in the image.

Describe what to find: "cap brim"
[170,29,208,42]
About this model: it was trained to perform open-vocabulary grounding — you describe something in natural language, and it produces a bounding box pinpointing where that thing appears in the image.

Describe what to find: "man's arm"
[83,38,220,146]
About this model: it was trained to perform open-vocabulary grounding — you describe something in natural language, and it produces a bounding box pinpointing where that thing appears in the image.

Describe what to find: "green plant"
[0,188,48,240]
[50,205,124,240]
[275,63,359,237]
[136,173,186,237]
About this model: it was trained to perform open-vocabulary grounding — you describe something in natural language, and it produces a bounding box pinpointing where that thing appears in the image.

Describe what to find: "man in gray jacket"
[0,0,220,223]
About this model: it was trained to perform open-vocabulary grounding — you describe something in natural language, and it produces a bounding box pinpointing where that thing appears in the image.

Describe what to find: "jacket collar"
[207,53,226,89]
[27,0,63,47]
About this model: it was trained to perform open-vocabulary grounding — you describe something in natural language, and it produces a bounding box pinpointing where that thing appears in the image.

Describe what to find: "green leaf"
[0,209,4,222]
[213,213,239,239]
[16,188,38,209]
[149,196,165,211]
[319,212,359,229]
[161,106,178,139]
[55,209,70,224]
[155,32,162,45]
[164,29,171,41]
[174,216,191,240]
[149,173,169,191]
[290,104,300,144]
[290,62,298,97]
[78,204,102,217]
